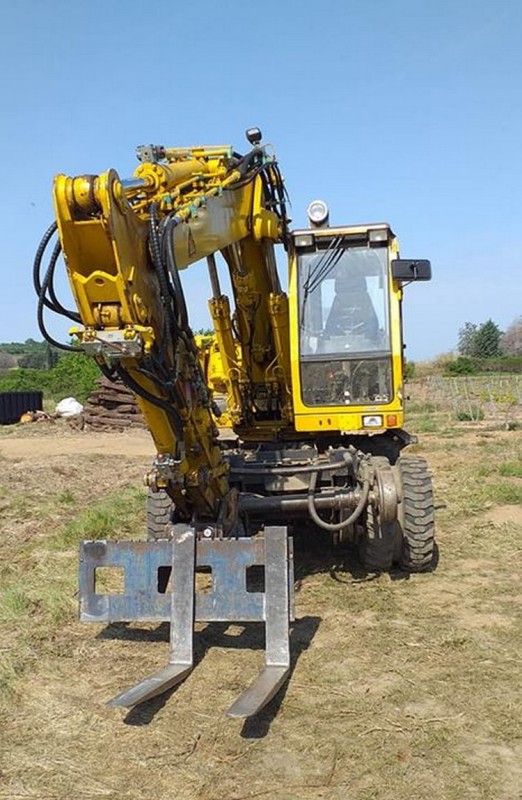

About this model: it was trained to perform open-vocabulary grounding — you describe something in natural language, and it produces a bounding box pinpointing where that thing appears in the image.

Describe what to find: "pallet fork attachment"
[79,527,294,719]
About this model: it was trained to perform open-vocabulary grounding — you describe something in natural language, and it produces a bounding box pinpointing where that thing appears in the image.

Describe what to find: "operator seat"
[324,272,379,339]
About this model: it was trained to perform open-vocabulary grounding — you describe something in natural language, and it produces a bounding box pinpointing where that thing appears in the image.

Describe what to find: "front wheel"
[394,456,435,572]
[358,457,395,572]
[146,488,174,541]
[358,505,395,572]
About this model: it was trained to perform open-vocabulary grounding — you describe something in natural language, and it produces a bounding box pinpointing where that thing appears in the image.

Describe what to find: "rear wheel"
[394,456,435,572]
[146,488,173,541]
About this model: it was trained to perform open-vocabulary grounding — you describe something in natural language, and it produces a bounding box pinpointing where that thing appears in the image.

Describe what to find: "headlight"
[307,199,329,227]
[293,233,315,248]
[362,415,383,428]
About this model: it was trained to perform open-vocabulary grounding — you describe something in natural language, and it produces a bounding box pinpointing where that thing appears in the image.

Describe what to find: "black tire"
[358,506,395,572]
[395,456,435,572]
[146,488,174,541]
[358,457,395,572]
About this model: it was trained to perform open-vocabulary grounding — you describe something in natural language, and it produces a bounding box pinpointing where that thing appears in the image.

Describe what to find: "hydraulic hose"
[36,241,80,352]
[149,206,175,311]
[33,223,81,323]
[116,366,184,443]
[162,215,189,331]
[33,222,57,293]
[307,469,370,532]
[230,458,352,476]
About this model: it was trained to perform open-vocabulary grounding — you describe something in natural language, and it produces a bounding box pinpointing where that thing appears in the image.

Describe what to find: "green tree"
[404,360,416,381]
[458,319,502,358]
[446,357,477,375]
[457,322,478,356]
[18,352,48,369]
[0,352,99,404]
[473,319,503,358]
[47,353,100,402]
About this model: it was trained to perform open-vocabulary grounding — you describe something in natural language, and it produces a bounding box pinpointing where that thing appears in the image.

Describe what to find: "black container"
[0,391,43,424]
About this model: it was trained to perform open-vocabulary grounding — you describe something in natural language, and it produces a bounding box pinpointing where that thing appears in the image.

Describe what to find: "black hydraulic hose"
[143,214,193,407]
[307,469,370,532]
[230,458,352,476]
[116,366,184,442]
[33,222,57,293]
[150,206,182,365]
[45,241,81,323]
[135,362,185,410]
[237,146,263,178]
[149,206,175,308]
[37,247,80,352]
[147,346,172,383]
[150,207,185,371]
[33,223,81,323]
[227,160,268,191]
[162,215,189,331]
[272,163,290,240]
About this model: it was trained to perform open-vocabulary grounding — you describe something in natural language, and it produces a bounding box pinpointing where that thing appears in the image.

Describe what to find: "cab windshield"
[298,240,393,407]
[299,242,390,357]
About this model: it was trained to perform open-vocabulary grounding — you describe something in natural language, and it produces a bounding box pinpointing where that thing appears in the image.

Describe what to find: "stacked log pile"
[83,376,147,431]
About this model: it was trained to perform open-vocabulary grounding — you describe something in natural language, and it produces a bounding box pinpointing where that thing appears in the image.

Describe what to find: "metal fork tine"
[107,527,196,709]
[107,663,192,708]
[226,665,289,719]
[227,527,291,718]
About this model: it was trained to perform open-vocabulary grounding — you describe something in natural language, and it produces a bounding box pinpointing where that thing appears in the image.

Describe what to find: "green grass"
[0,587,32,624]
[441,477,522,518]
[0,482,146,701]
[484,481,522,505]
[498,462,522,478]
[54,484,146,548]
[414,416,439,433]
[56,489,76,504]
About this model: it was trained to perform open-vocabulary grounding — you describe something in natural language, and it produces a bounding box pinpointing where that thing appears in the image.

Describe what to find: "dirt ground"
[0,419,521,799]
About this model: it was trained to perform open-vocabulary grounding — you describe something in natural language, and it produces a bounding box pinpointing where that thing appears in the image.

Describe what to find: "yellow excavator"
[34,128,434,718]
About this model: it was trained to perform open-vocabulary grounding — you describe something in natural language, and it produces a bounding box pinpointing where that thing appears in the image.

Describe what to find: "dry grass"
[0,421,521,799]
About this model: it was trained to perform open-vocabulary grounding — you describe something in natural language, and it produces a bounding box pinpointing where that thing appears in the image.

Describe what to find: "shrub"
[474,356,522,374]
[0,368,46,394]
[446,357,478,375]
[45,353,100,402]
[444,356,522,375]
[455,407,485,422]
[0,353,99,404]
[414,352,455,378]
[404,360,416,381]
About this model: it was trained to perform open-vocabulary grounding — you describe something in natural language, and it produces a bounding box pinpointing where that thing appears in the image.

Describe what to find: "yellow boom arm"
[52,140,291,521]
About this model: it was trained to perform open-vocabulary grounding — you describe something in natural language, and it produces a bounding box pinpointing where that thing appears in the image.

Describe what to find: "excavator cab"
[289,213,430,435]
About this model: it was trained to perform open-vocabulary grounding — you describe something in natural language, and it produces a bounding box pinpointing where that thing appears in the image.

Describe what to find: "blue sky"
[1,0,520,360]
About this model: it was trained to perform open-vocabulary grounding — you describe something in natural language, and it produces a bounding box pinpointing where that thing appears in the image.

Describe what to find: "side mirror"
[392,259,431,282]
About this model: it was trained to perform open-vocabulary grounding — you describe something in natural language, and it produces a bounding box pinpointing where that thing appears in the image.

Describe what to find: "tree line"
[458,317,521,358]
[448,316,522,375]
[0,339,60,371]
